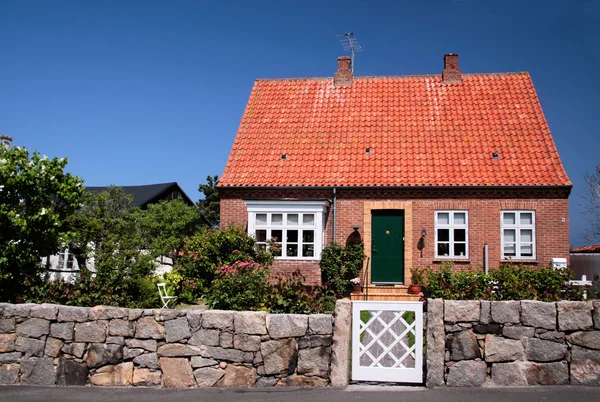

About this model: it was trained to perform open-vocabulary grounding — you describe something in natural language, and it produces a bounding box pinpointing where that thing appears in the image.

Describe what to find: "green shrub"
[425,263,583,301]
[265,270,336,314]
[177,225,273,285]
[205,260,269,311]
[162,270,203,306]
[23,269,163,308]
[320,243,365,297]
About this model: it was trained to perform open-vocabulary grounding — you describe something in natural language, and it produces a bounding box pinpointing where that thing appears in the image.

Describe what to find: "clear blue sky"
[1,0,598,247]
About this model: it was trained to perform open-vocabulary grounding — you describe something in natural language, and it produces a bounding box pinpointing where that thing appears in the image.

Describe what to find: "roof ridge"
[255,72,530,81]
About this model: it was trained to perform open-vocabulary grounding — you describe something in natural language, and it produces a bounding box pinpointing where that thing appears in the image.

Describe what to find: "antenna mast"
[333,32,363,73]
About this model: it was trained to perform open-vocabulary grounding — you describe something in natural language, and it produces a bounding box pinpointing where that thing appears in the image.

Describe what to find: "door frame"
[363,201,413,285]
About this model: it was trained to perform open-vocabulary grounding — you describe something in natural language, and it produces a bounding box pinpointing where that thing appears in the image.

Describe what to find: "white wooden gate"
[351,301,423,383]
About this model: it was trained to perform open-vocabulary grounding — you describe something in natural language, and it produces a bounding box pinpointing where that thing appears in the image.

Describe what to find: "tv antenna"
[333,32,363,73]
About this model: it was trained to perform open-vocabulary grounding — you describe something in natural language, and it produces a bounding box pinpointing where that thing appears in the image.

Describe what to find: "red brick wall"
[219,187,570,282]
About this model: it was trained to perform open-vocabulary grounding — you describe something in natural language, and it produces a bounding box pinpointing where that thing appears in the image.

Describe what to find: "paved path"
[0,385,598,402]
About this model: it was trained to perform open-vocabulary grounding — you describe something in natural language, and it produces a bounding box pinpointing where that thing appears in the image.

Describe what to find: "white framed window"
[56,247,76,271]
[501,211,536,259]
[245,200,328,260]
[435,211,468,259]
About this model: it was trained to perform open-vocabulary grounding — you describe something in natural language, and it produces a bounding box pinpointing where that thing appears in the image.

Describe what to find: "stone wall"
[0,303,342,388]
[426,299,600,387]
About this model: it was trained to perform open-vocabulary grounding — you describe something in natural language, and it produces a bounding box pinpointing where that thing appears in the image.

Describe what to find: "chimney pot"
[334,56,353,87]
[442,53,462,83]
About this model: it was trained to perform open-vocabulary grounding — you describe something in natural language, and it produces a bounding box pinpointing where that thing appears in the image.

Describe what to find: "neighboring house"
[1,134,12,150]
[44,182,193,281]
[570,244,600,282]
[86,182,193,209]
[218,53,571,296]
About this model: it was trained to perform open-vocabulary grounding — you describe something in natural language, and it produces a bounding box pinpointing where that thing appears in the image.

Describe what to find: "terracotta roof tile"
[219,73,571,187]
[571,244,600,253]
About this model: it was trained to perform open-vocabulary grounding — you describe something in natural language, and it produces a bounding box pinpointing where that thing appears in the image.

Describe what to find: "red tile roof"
[219,73,571,188]
[571,244,600,253]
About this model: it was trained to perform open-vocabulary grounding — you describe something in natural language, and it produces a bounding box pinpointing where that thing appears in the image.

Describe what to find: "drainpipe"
[484,244,489,274]
[332,187,337,244]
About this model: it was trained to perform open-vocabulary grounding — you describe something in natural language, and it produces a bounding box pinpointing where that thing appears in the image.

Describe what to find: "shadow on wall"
[346,231,362,247]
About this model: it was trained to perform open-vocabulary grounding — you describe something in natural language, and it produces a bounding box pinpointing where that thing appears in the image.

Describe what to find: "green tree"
[197,175,220,227]
[0,146,84,301]
[133,198,202,264]
[66,186,157,306]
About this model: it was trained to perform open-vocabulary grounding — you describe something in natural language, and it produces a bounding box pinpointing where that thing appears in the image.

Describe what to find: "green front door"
[371,210,405,284]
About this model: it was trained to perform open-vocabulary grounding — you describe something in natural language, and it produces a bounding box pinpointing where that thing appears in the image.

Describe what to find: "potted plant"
[408,267,425,294]
[350,277,362,293]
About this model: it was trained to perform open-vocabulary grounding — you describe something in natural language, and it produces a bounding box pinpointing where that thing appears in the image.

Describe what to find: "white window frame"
[434,210,469,259]
[501,210,536,260]
[56,247,77,271]
[245,200,328,261]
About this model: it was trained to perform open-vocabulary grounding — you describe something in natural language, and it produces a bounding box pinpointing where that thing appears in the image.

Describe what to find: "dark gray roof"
[85,182,194,208]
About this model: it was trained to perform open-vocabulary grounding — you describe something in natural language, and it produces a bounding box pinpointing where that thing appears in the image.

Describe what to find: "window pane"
[302,214,315,226]
[437,243,450,256]
[437,212,449,225]
[503,229,516,243]
[520,213,533,225]
[438,229,449,242]
[521,229,533,243]
[271,214,283,225]
[454,243,466,257]
[256,214,267,225]
[454,229,466,242]
[302,230,314,243]
[521,244,533,257]
[287,244,298,257]
[302,244,314,257]
[287,230,298,242]
[503,244,516,256]
[503,213,516,225]
[453,212,466,225]
[287,214,298,225]
[271,230,282,243]
[256,229,267,242]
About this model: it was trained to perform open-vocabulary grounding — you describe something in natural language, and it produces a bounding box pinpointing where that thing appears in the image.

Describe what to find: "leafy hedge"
[425,263,584,301]
[320,243,365,297]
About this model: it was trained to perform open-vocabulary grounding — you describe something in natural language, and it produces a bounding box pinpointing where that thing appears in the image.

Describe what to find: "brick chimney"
[442,53,462,83]
[334,56,353,87]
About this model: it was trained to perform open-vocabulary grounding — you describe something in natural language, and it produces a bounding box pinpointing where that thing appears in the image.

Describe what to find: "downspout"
[332,187,337,244]
[484,244,489,274]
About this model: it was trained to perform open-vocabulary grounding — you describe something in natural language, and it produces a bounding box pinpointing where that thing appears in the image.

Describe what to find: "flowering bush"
[177,225,274,285]
[205,260,270,310]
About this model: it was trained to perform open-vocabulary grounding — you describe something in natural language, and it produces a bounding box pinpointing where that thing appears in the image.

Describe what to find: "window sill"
[274,257,320,262]
[433,258,470,263]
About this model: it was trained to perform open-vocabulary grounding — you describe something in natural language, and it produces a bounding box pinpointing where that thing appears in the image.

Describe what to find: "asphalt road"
[0,385,598,402]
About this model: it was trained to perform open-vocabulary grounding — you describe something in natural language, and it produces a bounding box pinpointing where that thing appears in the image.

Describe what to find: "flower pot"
[352,285,362,293]
[408,284,422,294]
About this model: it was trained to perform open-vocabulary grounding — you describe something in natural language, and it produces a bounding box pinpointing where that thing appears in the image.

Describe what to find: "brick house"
[218,54,571,296]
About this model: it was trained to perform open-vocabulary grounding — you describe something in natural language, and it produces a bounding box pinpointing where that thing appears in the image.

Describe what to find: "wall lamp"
[352,225,361,231]
[421,228,427,237]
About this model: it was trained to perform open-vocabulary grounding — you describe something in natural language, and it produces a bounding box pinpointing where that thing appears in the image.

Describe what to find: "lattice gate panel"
[351,301,423,383]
